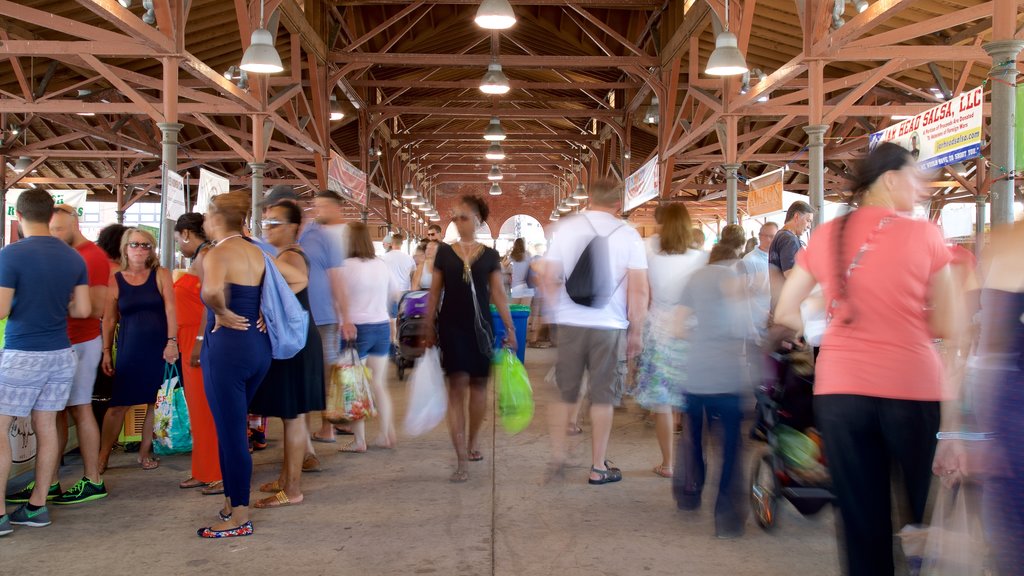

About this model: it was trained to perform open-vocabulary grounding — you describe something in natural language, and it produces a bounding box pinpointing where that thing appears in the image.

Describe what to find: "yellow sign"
[746,169,784,216]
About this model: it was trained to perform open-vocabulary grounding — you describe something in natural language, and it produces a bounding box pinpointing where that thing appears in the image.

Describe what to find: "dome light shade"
[411,194,427,206]
[483,117,506,141]
[480,62,510,95]
[485,142,505,160]
[429,213,441,222]
[549,210,560,222]
[329,95,344,121]
[572,183,588,200]
[475,0,516,30]
[557,202,571,213]
[489,183,502,196]
[401,182,417,200]
[118,0,132,7]
[240,28,284,74]
[643,96,659,125]
[705,31,748,76]
[487,165,503,181]
[565,196,580,207]
[12,156,32,173]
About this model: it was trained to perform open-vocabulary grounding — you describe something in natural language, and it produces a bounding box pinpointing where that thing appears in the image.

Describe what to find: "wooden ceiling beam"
[847,3,993,49]
[818,0,915,54]
[0,0,131,43]
[335,0,662,5]
[331,52,658,67]
[73,0,176,53]
[373,106,620,119]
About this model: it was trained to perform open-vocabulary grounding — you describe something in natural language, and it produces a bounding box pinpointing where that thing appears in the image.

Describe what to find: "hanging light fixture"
[485,142,506,161]
[853,0,870,13]
[12,156,32,174]
[429,213,441,222]
[489,183,502,196]
[401,182,417,200]
[624,149,631,160]
[483,117,506,141]
[549,210,560,222]
[573,182,588,200]
[643,96,659,125]
[142,0,156,25]
[118,0,132,6]
[705,0,748,76]
[487,165,503,181]
[329,95,344,121]
[240,0,284,74]
[479,62,511,95]
[565,195,580,208]
[411,192,427,206]
[557,202,571,213]
[475,0,516,30]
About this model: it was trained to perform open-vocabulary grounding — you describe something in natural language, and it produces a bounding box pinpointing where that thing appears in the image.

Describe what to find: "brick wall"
[435,183,556,239]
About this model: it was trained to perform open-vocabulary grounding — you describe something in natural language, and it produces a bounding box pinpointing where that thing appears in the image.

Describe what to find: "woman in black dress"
[425,195,516,483]
[248,201,324,508]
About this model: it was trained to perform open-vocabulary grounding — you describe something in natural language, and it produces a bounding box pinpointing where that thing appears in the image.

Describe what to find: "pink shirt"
[797,206,951,401]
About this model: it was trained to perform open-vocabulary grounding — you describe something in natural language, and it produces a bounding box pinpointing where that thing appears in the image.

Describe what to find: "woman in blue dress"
[196,191,272,538]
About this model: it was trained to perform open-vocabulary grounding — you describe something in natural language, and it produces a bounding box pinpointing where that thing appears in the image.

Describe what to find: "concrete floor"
[1,348,840,576]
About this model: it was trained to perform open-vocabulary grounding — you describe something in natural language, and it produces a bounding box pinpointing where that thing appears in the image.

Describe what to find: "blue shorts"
[342,322,391,359]
[0,348,77,417]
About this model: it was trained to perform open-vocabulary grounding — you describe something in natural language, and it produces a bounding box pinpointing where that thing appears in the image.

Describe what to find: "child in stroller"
[392,290,430,380]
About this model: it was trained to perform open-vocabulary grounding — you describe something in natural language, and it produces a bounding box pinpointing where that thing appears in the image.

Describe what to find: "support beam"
[984,36,1024,225]
[805,125,828,228]
[724,163,740,226]
[332,53,658,67]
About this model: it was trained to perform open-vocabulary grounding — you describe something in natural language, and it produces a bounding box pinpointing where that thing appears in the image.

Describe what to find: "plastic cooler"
[491,304,529,363]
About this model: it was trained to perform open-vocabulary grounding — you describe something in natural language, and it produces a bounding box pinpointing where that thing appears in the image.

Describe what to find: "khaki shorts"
[554,325,625,406]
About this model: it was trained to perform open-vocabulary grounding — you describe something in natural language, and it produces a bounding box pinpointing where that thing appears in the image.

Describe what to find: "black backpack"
[565,215,624,308]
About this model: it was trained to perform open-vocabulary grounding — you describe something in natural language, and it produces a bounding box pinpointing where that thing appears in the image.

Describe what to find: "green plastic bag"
[153,363,192,456]
[496,348,534,434]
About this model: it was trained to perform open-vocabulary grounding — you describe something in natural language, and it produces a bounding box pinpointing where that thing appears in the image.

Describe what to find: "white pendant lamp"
[643,96,659,125]
[480,62,511,95]
[549,210,560,222]
[240,1,283,74]
[483,117,506,141]
[705,0,747,76]
[565,196,580,207]
[329,95,344,121]
[489,183,502,196]
[12,156,32,174]
[118,0,132,7]
[557,202,571,213]
[572,183,588,200]
[401,182,417,200]
[475,0,516,30]
[487,165,504,181]
[411,193,427,206]
[429,212,441,222]
[485,142,505,160]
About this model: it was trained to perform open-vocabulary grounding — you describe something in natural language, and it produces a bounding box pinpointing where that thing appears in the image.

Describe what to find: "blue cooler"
[491,305,529,363]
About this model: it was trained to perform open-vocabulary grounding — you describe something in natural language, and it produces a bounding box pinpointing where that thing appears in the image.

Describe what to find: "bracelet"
[167,337,177,342]
[195,336,204,341]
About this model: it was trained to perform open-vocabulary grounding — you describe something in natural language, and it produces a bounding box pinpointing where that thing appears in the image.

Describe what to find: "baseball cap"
[263,184,299,206]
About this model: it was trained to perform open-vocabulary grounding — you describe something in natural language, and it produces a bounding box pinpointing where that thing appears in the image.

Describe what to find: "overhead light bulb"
[854,0,869,13]
[643,96,659,125]
[329,95,344,121]
[487,165,503,181]
[240,28,284,74]
[483,117,506,141]
[489,183,502,196]
[411,194,426,206]
[429,213,441,222]
[12,156,32,174]
[557,202,571,213]
[565,196,580,207]
[753,69,769,102]
[10,125,19,136]
[118,0,132,7]
[573,183,588,200]
[705,31,748,76]
[480,62,510,95]
[624,149,631,160]
[401,182,417,200]
[485,142,505,160]
[475,0,516,30]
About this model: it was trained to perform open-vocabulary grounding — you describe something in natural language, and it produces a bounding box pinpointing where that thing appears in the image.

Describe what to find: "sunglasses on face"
[261,219,287,229]
[128,242,152,250]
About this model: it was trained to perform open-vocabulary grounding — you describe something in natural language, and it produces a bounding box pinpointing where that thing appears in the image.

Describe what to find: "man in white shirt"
[543,178,649,486]
[740,222,777,344]
[381,233,416,293]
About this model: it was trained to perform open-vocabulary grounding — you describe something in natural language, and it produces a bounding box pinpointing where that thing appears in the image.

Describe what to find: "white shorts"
[0,348,77,417]
[66,336,103,407]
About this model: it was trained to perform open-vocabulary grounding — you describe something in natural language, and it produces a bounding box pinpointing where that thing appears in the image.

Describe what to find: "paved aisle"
[1,348,839,576]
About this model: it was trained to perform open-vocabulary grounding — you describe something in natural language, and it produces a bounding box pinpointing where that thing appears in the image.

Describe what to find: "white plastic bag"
[404,347,447,437]
[917,485,990,576]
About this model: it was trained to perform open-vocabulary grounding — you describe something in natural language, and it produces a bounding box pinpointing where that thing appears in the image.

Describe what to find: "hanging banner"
[328,151,368,207]
[165,171,186,221]
[6,189,88,245]
[623,155,659,212]
[746,168,785,217]
[868,86,983,170]
[1016,84,1024,170]
[196,168,229,214]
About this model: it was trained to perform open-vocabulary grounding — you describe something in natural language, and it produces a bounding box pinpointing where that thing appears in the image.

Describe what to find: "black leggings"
[815,394,939,576]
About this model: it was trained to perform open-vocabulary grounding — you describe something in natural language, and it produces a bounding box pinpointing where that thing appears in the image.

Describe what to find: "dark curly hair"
[96,223,129,261]
[460,194,490,222]
[271,200,303,226]
[174,212,206,239]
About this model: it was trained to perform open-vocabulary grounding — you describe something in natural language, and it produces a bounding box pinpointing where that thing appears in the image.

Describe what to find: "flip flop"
[310,433,336,444]
[179,477,206,489]
[332,427,354,436]
[259,480,282,494]
[254,490,303,509]
[653,465,673,478]
[202,481,225,495]
[138,457,160,471]
[339,442,367,454]
[449,470,469,483]
[567,424,583,436]
[302,454,322,472]
[468,450,484,462]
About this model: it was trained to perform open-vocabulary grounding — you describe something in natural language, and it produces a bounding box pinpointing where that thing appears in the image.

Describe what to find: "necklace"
[216,234,244,246]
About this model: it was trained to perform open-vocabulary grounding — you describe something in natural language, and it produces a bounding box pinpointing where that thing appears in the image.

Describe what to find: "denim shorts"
[342,322,391,359]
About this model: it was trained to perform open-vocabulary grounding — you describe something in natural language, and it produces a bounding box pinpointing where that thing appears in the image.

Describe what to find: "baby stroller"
[749,346,835,530]
[393,290,430,381]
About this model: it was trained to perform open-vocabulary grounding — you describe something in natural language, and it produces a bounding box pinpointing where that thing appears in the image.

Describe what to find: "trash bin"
[491,304,529,363]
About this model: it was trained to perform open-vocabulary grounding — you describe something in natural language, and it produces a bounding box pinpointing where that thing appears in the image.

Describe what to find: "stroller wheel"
[750,452,779,531]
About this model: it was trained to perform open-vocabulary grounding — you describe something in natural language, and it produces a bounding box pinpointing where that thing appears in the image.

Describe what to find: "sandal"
[302,454,322,472]
[449,470,469,483]
[588,461,623,485]
[202,481,225,495]
[310,433,336,443]
[218,509,232,522]
[254,490,303,509]
[567,423,583,436]
[197,521,253,539]
[179,477,205,490]
[468,450,484,462]
[333,427,354,436]
[138,457,160,471]
[653,465,673,478]
[259,480,282,494]
[338,442,367,454]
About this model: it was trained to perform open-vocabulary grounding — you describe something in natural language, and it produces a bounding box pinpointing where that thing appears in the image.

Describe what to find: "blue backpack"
[260,253,309,359]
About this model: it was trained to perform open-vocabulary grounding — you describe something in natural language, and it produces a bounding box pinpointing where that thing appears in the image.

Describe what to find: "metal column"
[805,125,828,228]
[157,122,182,268]
[983,40,1024,226]
[724,163,741,226]
[249,162,266,238]
[975,194,988,258]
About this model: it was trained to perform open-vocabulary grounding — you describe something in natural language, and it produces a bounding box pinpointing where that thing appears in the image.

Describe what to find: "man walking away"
[741,222,778,344]
[544,178,648,485]
[382,233,416,293]
[0,190,91,534]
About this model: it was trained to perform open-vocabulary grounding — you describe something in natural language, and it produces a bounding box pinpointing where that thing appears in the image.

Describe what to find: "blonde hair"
[119,228,160,271]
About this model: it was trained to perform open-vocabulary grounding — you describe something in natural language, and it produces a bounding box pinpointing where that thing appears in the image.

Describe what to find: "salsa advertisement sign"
[328,151,368,207]
[868,86,983,170]
[5,189,87,218]
[746,168,785,217]
[623,155,659,212]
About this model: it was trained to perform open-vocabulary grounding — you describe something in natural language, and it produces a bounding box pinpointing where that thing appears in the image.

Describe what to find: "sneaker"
[251,429,268,451]
[0,514,12,536]
[52,477,108,506]
[5,481,61,504]
[9,504,51,527]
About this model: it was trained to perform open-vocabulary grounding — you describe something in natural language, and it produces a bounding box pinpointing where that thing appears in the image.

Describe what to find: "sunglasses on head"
[128,242,152,250]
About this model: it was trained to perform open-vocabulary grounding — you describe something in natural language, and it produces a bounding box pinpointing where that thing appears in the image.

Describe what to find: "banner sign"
[196,168,229,214]
[746,168,785,217]
[868,86,983,170]
[6,189,87,218]
[1016,84,1024,171]
[623,155,659,212]
[165,171,186,221]
[328,151,368,207]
